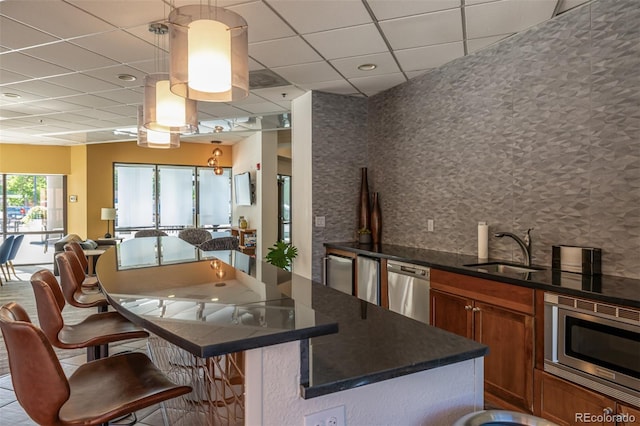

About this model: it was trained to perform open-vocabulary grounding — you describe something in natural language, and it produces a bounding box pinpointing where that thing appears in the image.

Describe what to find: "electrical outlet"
[304,405,345,426]
[315,216,326,227]
[427,219,434,232]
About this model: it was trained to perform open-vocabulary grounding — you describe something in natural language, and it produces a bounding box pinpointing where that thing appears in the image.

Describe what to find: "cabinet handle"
[603,407,614,416]
[464,305,473,311]
[472,307,481,312]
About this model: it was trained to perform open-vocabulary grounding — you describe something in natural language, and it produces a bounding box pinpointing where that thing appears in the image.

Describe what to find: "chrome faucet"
[494,228,533,266]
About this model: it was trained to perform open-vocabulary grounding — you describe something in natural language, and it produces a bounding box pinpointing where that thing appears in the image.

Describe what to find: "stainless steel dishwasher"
[387,260,430,324]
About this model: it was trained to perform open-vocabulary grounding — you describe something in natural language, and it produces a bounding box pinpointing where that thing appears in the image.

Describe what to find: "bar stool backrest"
[64,241,88,273]
[30,270,67,344]
[0,302,70,425]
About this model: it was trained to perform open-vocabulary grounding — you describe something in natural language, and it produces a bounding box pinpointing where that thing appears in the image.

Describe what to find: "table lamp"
[101,208,116,238]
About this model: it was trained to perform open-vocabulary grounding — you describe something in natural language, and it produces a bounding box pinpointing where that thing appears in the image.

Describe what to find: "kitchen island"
[96,237,488,425]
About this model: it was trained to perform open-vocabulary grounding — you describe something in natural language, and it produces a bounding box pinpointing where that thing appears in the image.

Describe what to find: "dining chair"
[0,301,192,426]
[64,241,99,289]
[30,269,149,361]
[56,251,109,312]
[5,234,24,281]
[134,229,168,238]
[198,236,239,251]
[0,235,15,285]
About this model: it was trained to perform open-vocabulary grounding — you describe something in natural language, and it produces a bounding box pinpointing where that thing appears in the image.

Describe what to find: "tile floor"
[0,266,168,425]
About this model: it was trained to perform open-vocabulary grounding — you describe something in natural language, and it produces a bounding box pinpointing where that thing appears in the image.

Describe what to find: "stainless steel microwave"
[544,293,640,407]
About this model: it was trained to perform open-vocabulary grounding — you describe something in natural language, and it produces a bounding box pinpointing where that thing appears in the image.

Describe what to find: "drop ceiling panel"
[196,103,251,118]
[46,73,122,93]
[268,0,372,34]
[303,24,388,60]
[71,30,156,64]
[465,0,556,39]
[228,1,296,43]
[395,41,465,71]
[25,42,119,71]
[0,52,74,78]
[0,0,115,38]
[3,80,82,98]
[467,34,512,53]
[0,16,59,49]
[60,94,120,109]
[349,73,407,97]
[304,79,358,95]
[235,102,287,115]
[96,88,144,105]
[368,0,461,20]
[249,37,322,68]
[252,86,307,103]
[331,52,401,79]
[272,61,343,85]
[0,69,30,85]
[67,0,167,29]
[380,9,464,50]
[82,65,147,88]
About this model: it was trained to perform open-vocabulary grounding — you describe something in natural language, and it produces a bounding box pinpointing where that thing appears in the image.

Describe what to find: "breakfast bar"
[96,237,488,425]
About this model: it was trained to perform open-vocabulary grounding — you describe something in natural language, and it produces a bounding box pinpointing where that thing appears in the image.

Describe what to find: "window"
[1,174,66,265]
[114,164,231,236]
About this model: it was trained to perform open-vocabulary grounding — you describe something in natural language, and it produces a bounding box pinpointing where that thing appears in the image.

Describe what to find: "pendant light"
[168,4,249,102]
[207,141,224,175]
[137,106,180,149]
[143,23,198,135]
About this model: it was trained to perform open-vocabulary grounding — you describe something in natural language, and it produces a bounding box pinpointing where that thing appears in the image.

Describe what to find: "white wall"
[291,92,313,279]
[232,133,262,257]
[260,130,279,259]
[245,340,484,426]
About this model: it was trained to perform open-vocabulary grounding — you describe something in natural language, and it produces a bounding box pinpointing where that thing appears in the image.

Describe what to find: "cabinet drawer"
[431,269,534,315]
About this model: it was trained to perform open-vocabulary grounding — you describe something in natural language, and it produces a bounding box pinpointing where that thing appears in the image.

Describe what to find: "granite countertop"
[325,242,640,308]
[97,237,488,399]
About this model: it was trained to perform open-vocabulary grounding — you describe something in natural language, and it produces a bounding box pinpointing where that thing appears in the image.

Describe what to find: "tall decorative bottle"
[371,192,382,245]
[358,167,371,232]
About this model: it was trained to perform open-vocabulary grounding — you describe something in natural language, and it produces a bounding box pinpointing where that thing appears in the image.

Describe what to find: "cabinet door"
[534,370,616,426]
[430,289,472,338]
[474,301,534,413]
[617,403,640,426]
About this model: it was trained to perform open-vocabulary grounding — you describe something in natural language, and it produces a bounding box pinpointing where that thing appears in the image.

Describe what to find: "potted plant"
[265,241,298,271]
[358,228,372,244]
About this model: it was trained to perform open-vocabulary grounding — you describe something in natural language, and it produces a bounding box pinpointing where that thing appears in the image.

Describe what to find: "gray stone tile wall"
[311,92,368,282]
[366,0,639,278]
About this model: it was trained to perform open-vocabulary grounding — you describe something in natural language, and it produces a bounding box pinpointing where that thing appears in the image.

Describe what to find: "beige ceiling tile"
[252,86,307,103]
[228,1,295,43]
[369,0,461,20]
[82,65,147,88]
[95,88,143,105]
[249,37,321,68]
[0,69,31,85]
[304,24,388,60]
[47,73,122,93]
[330,52,401,79]
[0,0,115,38]
[197,103,249,118]
[26,41,119,71]
[305,80,358,95]
[272,62,342,85]
[268,0,372,34]
[557,0,591,13]
[3,80,82,98]
[236,102,287,114]
[60,94,120,109]
[71,30,157,64]
[465,0,556,39]
[67,0,167,29]
[395,41,464,72]
[0,52,74,78]
[467,34,512,53]
[349,73,407,97]
[0,16,59,49]
[379,8,463,50]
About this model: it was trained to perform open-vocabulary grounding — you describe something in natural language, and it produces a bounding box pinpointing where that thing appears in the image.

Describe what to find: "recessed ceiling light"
[2,93,21,98]
[357,63,377,71]
[117,74,137,82]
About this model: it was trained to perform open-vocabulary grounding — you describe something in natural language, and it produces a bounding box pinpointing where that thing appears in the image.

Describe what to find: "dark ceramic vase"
[358,167,371,232]
[371,192,381,245]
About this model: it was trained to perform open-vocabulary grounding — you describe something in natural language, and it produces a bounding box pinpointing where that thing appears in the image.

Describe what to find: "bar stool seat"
[56,251,108,310]
[0,302,192,426]
[31,269,149,361]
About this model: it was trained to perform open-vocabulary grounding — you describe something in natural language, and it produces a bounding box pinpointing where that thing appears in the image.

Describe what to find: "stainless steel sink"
[463,262,545,274]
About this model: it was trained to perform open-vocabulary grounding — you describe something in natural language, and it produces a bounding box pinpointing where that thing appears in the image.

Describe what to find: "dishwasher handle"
[387,261,430,279]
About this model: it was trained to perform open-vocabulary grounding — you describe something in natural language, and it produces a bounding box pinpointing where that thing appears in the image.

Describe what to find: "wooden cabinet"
[232,228,256,255]
[535,370,640,425]
[430,269,535,413]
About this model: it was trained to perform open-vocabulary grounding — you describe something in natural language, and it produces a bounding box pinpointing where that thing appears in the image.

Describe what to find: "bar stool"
[0,301,192,426]
[56,251,108,312]
[64,241,99,289]
[453,410,559,426]
[30,269,149,361]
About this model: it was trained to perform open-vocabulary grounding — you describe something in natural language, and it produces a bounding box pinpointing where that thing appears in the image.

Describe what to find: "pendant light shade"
[137,106,180,149]
[143,73,198,133]
[168,5,249,102]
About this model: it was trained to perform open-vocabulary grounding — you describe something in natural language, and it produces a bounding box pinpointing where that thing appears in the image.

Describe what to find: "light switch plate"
[315,216,326,227]
[304,405,345,426]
